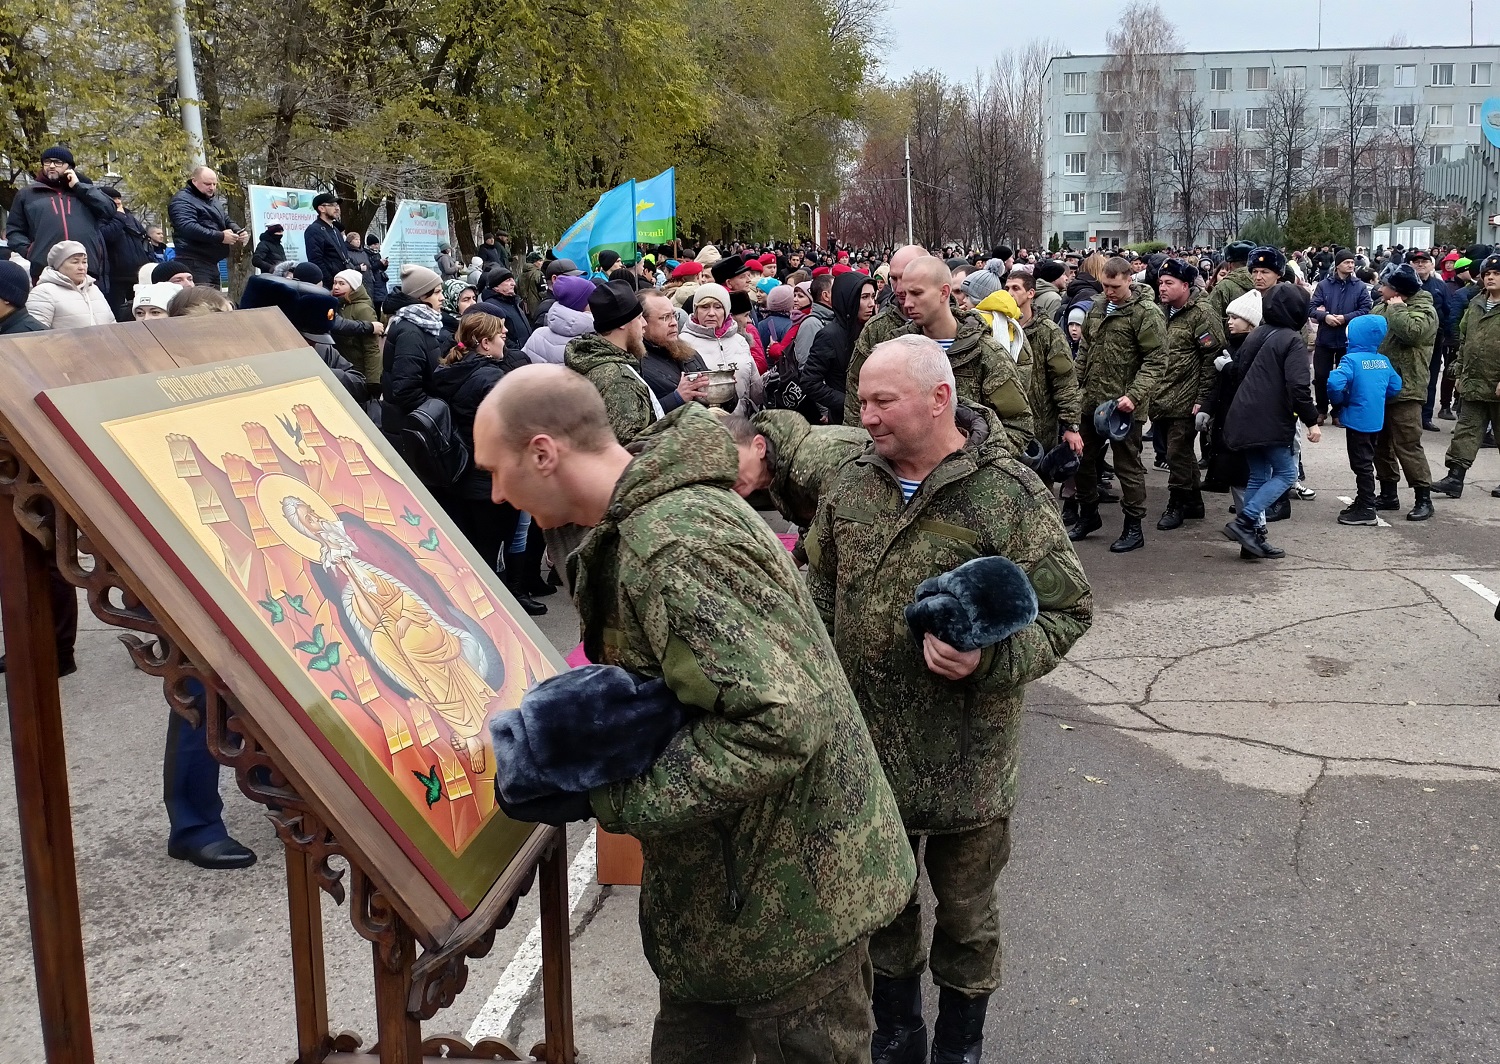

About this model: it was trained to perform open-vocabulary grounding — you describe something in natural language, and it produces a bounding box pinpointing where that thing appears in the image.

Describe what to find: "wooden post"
[537,838,577,1064]
[0,503,95,1064]
[286,847,330,1063]
[371,922,423,1064]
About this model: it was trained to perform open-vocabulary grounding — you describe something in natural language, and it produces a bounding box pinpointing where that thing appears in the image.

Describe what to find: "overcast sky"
[878,0,1500,80]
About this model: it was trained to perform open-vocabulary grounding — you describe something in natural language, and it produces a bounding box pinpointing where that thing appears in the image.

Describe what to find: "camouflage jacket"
[1155,290,1226,417]
[575,404,915,1004]
[565,332,656,444]
[1371,290,1438,402]
[1077,288,1168,420]
[1020,314,1082,436]
[1453,296,1500,401]
[806,402,1093,833]
[1206,267,1254,323]
[750,409,868,528]
[843,303,912,426]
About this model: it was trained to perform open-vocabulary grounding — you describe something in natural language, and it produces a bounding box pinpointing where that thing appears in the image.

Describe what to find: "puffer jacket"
[803,273,873,420]
[523,301,595,365]
[1077,287,1167,419]
[25,267,114,329]
[679,317,763,412]
[1223,284,1318,450]
[430,349,528,499]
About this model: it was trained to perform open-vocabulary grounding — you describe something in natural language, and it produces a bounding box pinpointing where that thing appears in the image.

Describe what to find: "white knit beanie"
[1225,289,1263,328]
[334,268,363,292]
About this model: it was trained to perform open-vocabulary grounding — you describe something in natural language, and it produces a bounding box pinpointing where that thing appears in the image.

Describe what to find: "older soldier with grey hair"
[807,334,1093,1064]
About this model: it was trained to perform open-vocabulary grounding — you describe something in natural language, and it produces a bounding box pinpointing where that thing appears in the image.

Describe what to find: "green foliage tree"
[1284,193,1354,250]
[1049,232,1060,253]
[1237,215,1286,248]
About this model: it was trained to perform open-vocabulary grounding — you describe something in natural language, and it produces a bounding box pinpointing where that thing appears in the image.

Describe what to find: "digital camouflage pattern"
[1019,314,1082,436]
[574,403,915,1005]
[806,402,1093,833]
[1452,296,1500,402]
[565,332,657,444]
[750,409,868,527]
[1371,289,1438,402]
[1206,266,1254,324]
[1155,290,1226,417]
[843,303,911,426]
[1077,286,1168,419]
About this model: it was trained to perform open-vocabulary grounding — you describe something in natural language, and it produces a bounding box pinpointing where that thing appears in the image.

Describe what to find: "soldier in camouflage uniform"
[1432,255,1500,499]
[715,408,868,528]
[474,366,916,1064]
[1152,260,1225,530]
[1069,255,1168,553]
[1370,265,1439,519]
[808,336,1093,1064]
[1004,271,1083,452]
[1206,240,1256,324]
[844,244,929,426]
[564,280,662,446]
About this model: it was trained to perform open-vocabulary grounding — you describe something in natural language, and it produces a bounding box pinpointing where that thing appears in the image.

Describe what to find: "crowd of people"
[7,144,1500,1063]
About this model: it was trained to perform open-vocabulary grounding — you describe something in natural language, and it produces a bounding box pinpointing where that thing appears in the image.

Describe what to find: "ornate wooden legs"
[536,838,577,1064]
[288,846,332,1063]
[0,498,94,1064]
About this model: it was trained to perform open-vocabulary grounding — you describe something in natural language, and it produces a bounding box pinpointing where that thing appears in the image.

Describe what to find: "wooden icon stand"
[0,311,575,1064]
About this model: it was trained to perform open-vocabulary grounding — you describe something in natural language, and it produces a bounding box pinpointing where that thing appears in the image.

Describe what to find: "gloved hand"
[1214,353,1233,372]
[1195,411,1211,433]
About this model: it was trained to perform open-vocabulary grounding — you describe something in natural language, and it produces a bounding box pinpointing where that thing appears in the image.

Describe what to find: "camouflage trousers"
[1375,400,1432,489]
[870,817,1012,996]
[650,938,875,1064]
[1442,400,1500,471]
[1076,418,1147,518]
[1154,416,1201,495]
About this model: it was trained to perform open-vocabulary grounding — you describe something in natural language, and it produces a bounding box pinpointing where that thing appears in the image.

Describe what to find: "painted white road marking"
[1452,573,1500,607]
[466,830,598,1044]
[1335,496,1390,528]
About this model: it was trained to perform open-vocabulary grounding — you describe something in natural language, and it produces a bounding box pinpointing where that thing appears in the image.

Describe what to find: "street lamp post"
[171,0,206,166]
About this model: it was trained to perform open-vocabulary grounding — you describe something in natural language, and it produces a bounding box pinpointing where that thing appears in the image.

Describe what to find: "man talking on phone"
[6,146,118,281]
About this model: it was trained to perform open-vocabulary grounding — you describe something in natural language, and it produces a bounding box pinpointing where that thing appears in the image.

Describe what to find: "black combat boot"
[930,987,989,1064]
[1156,491,1184,530]
[1060,496,1079,526]
[1254,523,1286,559]
[1109,516,1145,553]
[1375,480,1401,511]
[1406,487,1434,521]
[1336,499,1379,525]
[1223,513,1265,558]
[1264,490,1291,522]
[871,974,927,1064]
[1431,466,1465,498]
[1067,505,1102,541]
[1182,490,1206,519]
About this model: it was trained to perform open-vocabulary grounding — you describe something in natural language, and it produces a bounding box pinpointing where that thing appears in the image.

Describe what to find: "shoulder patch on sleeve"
[1029,551,1088,611]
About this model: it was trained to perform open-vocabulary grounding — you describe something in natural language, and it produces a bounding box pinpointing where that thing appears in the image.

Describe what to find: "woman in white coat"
[27,241,113,329]
[678,282,763,412]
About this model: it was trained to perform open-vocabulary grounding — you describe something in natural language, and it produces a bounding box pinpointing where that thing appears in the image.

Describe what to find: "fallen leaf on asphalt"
[1059,723,1075,730]
[1423,787,1436,793]
[1083,775,1107,785]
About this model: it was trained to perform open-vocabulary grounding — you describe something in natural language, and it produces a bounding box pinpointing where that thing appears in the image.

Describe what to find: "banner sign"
[384,200,452,280]
[247,185,318,265]
[635,168,676,244]
[553,181,638,273]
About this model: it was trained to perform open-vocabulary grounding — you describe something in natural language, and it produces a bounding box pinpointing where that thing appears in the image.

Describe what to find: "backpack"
[395,396,470,489]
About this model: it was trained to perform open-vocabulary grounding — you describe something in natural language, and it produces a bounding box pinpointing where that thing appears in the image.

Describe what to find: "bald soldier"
[845,244,929,425]
[474,365,915,1064]
[808,336,1092,1064]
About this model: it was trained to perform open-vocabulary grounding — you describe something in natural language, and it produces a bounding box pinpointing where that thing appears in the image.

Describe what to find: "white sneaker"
[1293,483,1316,500]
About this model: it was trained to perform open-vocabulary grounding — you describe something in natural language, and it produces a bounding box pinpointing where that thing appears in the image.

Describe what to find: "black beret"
[1158,258,1198,286]
[1384,264,1421,297]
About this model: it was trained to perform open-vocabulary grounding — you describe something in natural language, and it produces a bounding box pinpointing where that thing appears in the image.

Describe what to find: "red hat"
[832,263,852,275]
[837,250,850,261]
[669,261,703,280]
[812,266,831,277]
[856,266,870,275]
[759,253,776,266]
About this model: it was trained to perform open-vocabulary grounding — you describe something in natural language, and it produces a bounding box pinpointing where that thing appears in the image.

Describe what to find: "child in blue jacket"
[1327,314,1402,525]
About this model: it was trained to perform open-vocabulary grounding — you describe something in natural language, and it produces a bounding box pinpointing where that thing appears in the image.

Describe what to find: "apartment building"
[1041,45,1499,249]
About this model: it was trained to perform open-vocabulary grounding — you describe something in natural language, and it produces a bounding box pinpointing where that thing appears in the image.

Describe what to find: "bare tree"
[1260,73,1315,225]
[1331,54,1385,216]
[1161,82,1207,244]
[1097,1,1181,240]
[905,71,962,248]
[1376,107,1431,221]
[1208,114,1248,238]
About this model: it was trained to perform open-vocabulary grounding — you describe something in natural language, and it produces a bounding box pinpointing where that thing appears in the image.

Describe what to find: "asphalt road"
[2,417,1499,1063]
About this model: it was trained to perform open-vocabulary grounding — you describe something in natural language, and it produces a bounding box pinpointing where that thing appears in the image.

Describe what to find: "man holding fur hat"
[1369,263,1439,519]
[807,334,1092,1064]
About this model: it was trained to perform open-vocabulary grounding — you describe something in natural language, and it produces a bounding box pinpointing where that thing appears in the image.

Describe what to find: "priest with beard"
[638,289,711,412]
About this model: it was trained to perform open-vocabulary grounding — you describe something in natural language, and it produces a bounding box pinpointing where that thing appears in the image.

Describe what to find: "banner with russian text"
[635,169,675,244]
[247,185,318,265]
[384,200,452,280]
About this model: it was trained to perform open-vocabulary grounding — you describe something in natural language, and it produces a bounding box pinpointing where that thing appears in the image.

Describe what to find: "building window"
[1210,67,1232,91]
[1320,65,1342,88]
[1245,107,1267,130]
[1102,70,1123,93]
[1474,63,1493,87]
[1284,66,1307,88]
[1393,104,1415,127]
[1394,64,1416,87]
[1246,188,1268,211]
[1356,64,1379,88]
[1064,152,1087,176]
[1289,148,1305,170]
[1429,104,1453,127]
[1210,109,1231,131]
[1429,144,1452,166]
[1431,63,1454,86]
[1208,148,1231,172]
[1246,148,1268,171]
[1100,192,1122,214]
[1247,66,1269,90]
[1320,146,1339,169]
[1102,151,1123,174]
[1320,187,1340,206]
[1064,112,1087,135]
[1472,103,1484,127]
[1320,106,1340,129]
[1175,68,1195,90]
[1063,71,1087,95]
[1063,192,1086,214]
[1101,111,1124,133]
[1356,105,1377,128]
[1139,111,1158,134]
[1355,188,1375,210]
[1208,190,1229,212]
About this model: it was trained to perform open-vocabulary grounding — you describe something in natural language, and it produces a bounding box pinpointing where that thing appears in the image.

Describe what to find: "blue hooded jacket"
[1327,315,1402,432]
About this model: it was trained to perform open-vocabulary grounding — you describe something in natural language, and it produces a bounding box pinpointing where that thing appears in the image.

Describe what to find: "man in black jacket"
[99,186,155,322]
[805,271,875,422]
[0,260,46,334]
[6,146,118,281]
[303,193,355,287]
[479,267,534,349]
[167,166,247,285]
[639,291,711,411]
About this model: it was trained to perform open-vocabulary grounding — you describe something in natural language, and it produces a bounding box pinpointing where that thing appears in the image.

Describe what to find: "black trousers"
[444,496,521,576]
[171,255,225,287]
[1314,344,1343,416]
[1345,429,1378,505]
